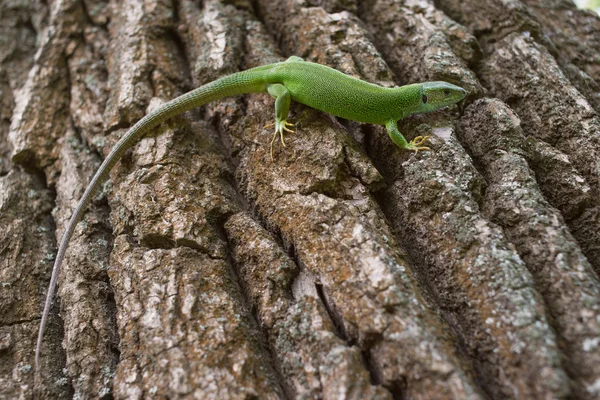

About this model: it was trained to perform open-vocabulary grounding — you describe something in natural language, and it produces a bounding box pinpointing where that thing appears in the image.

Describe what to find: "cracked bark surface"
[2,0,600,399]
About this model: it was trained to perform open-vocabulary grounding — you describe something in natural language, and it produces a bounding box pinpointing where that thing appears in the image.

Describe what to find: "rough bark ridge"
[1,0,600,399]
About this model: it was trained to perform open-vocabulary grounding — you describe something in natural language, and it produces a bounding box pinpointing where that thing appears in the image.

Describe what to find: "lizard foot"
[269,120,296,161]
[264,121,295,131]
[407,135,431,152]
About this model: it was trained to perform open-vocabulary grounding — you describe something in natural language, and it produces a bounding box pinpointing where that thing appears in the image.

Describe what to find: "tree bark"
[1,0,600,398]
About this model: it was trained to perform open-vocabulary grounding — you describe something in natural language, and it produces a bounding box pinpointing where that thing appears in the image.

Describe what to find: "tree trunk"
[2,0,600,398]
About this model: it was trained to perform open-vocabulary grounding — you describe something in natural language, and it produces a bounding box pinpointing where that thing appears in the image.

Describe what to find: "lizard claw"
[407,135,431,152]
[269,119,296,161]
[411,135,430,147]
[410,146,430,152]
[282,121,295,134]
[270,132,277,161]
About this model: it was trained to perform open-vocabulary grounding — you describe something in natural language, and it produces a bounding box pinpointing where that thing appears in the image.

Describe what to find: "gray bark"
[1,0,600,398]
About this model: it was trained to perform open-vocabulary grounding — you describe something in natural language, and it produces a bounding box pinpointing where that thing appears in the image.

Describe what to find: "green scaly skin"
[35,56,466,372]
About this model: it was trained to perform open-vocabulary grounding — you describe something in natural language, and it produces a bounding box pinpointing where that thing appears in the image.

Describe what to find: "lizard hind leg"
[266,83,295,160]
[285,56,304,62]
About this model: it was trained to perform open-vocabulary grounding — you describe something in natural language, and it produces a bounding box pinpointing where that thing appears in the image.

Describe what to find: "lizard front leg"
[266,83,295,160]
[385,120,430,152]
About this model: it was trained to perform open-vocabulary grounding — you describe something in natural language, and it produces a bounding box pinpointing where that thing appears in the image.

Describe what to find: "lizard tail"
[35,69,269,372]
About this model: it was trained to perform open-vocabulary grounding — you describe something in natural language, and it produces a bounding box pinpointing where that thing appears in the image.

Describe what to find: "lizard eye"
[422,94,428,104]
[443,89,451,96]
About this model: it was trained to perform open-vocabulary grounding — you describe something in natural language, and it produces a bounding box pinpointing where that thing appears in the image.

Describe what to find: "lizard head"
[418,81,467,113]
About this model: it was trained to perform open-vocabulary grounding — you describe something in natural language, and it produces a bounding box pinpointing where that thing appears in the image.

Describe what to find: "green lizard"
[35,56,466,372]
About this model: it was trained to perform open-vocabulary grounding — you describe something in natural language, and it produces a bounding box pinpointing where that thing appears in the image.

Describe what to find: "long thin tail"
[35,69,268,372]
